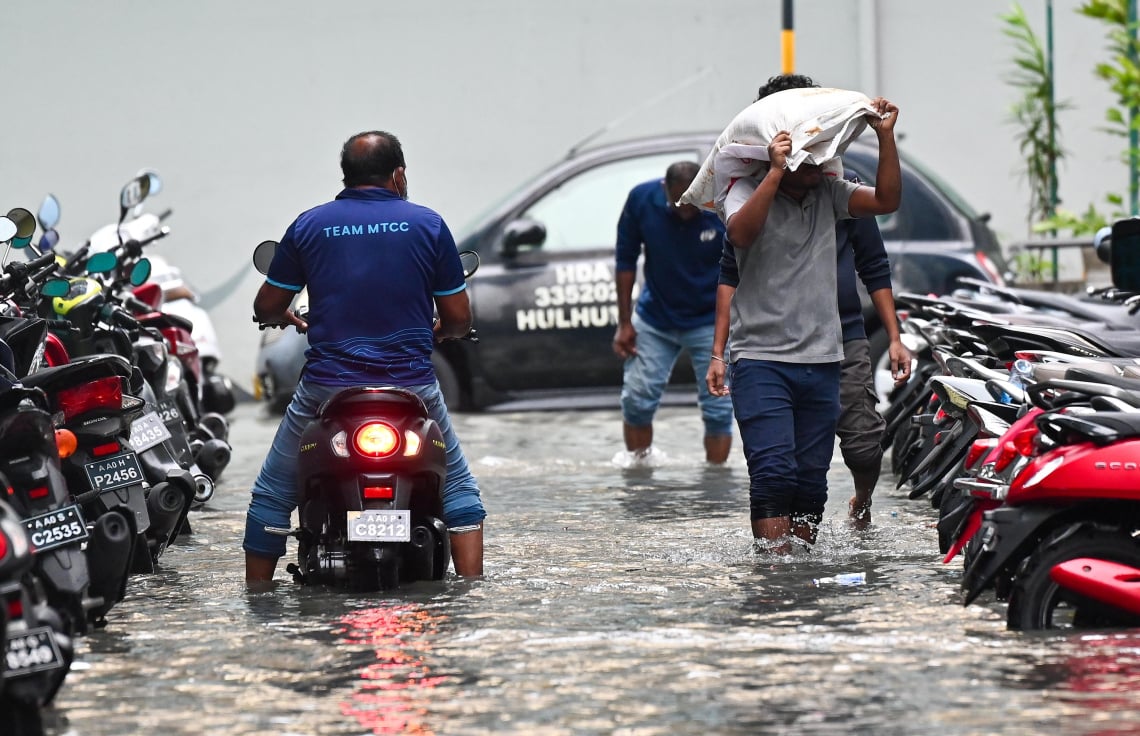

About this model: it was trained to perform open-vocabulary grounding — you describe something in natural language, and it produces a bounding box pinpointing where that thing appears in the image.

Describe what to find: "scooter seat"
[1044,411,1140,444]
[316,386,428,419]
[1064,367,1140,393]
[20,354,133,394]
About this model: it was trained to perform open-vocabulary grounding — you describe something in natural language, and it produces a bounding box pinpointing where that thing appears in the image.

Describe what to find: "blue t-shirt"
[615,179,726,331]
[266,187,466,387]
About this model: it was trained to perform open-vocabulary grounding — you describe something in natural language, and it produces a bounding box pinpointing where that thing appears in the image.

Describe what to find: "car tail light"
[975,251,1005,286]
[353,422,399,457]
[966,438,998,468]
[362,485,395,500]
[56,376,123,422]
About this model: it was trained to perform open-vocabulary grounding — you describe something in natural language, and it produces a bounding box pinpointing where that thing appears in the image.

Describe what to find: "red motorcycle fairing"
[1051,557,1140,618]
[1008,438,1140,505]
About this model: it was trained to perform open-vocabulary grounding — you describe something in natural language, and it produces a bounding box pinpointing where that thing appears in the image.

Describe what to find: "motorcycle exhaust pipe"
[194,439,231,481]
[145,481,187,553]
[192,473,216,505]
[85,510,134,620]
[404,525,436,582]
[196,412,230,443]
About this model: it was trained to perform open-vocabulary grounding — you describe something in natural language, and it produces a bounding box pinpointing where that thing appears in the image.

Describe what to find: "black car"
[433,132,1006,411]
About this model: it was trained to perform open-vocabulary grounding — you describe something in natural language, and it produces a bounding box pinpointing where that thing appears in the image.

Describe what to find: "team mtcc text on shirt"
[323,222,410,237]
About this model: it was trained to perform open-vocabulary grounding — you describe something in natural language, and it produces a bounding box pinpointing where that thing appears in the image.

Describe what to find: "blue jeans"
[620,313,734,436]
[730,359,840,520]
[243,378,486,559]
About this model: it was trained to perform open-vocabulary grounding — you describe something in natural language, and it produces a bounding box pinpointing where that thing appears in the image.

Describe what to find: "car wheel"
[432,352,462,410]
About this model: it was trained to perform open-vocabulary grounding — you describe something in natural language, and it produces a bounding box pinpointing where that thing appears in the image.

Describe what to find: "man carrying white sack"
[697,89,902,554]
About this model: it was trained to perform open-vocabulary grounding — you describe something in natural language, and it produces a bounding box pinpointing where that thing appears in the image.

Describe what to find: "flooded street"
[42,403,1140,735]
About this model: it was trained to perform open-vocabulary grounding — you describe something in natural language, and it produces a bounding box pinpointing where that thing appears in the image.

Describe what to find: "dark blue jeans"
[730,359,841,520]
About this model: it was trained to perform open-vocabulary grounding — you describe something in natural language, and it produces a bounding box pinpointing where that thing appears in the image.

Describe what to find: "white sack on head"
[679,87,879,213]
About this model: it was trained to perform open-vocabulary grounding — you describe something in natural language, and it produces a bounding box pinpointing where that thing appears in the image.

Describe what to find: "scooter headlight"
[353,422,399,458]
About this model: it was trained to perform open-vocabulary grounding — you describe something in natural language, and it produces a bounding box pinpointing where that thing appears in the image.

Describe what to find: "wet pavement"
[41,402,1140,735]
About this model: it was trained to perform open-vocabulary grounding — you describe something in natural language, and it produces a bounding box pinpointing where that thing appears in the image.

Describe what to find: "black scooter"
[251,241,478,590]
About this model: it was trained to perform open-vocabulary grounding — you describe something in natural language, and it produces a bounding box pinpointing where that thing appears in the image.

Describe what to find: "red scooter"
[962,383,1140,629]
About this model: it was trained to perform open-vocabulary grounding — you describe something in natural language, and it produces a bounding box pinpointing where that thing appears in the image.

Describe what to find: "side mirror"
[0,216,16,243]
[459,250,480,279]
[1094,225,1113,265]
[252,240,278,275]
[86,251,118,274]
[39,229,60,252]
[1110,218,1140,291]
[129,258,152,287]
[501,218,546,258]
[37,194,61,231]
[6,208,36,250]
[118,174,151,224]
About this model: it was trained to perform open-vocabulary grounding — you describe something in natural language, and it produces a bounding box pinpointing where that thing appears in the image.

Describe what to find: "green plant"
[1001,3,1066,233]
[1010,248,1052,282]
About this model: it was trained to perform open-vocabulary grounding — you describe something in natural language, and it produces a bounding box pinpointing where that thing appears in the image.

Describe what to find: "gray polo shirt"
[723,175,860,363]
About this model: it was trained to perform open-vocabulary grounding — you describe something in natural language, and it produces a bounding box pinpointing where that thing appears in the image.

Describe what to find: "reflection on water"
[39,405,1140,735]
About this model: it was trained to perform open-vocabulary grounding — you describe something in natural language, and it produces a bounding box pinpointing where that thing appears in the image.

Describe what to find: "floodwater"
[42,403,1140,736]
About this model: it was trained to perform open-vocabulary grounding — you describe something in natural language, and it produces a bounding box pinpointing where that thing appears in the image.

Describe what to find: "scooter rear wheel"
[1007,523,1140,631]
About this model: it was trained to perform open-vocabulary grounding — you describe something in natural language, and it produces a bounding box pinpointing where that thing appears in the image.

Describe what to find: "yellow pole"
[782,0,795,74]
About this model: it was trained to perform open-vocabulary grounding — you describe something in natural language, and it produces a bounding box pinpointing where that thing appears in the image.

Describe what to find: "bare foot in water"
[849,496,871,530]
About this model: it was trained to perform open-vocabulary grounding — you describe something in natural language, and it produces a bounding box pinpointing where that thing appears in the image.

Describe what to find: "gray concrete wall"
[0,0,1123,389]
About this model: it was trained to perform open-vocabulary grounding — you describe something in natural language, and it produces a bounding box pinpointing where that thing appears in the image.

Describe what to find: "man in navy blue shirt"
[613,161,733,464]
[244,131,486,584]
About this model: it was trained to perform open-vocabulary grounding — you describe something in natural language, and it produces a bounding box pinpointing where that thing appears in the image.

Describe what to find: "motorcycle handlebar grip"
[111,309,141,331]
[44,319,72,329]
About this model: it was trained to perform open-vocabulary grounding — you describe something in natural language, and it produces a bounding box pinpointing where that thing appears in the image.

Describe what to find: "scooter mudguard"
[1051,558,1140,618]
[961,504,1065,605]
[943,505,985,563]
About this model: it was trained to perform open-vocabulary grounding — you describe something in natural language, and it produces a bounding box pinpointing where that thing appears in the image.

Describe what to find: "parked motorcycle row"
[0,173,235,733]
[885,216,1140,631]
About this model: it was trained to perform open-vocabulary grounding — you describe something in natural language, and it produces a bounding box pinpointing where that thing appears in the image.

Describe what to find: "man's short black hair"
[755,74,819,101]
[341,131,406,187]
[664,160,700,189]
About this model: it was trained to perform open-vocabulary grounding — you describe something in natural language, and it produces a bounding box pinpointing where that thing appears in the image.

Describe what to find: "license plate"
[128,411,173,453]
[156,398,182,425]
[83,452,144,493]
[347,510,411,542]
[4,627,64,678]
[22,504,89,554]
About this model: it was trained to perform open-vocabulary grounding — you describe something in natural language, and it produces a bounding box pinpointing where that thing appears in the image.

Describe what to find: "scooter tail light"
[55,429,78,459]
[993,441,1020,473]
[92,441,122,457]
[353,422,399,458]
[1012,426,1039,457]
[56,376,123,422]
[965,439,998,468]
[7,596,22,620]
[362,486,395,500]
[27,487,49,500]
[402,430,421,457]
[0,530,8,561]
